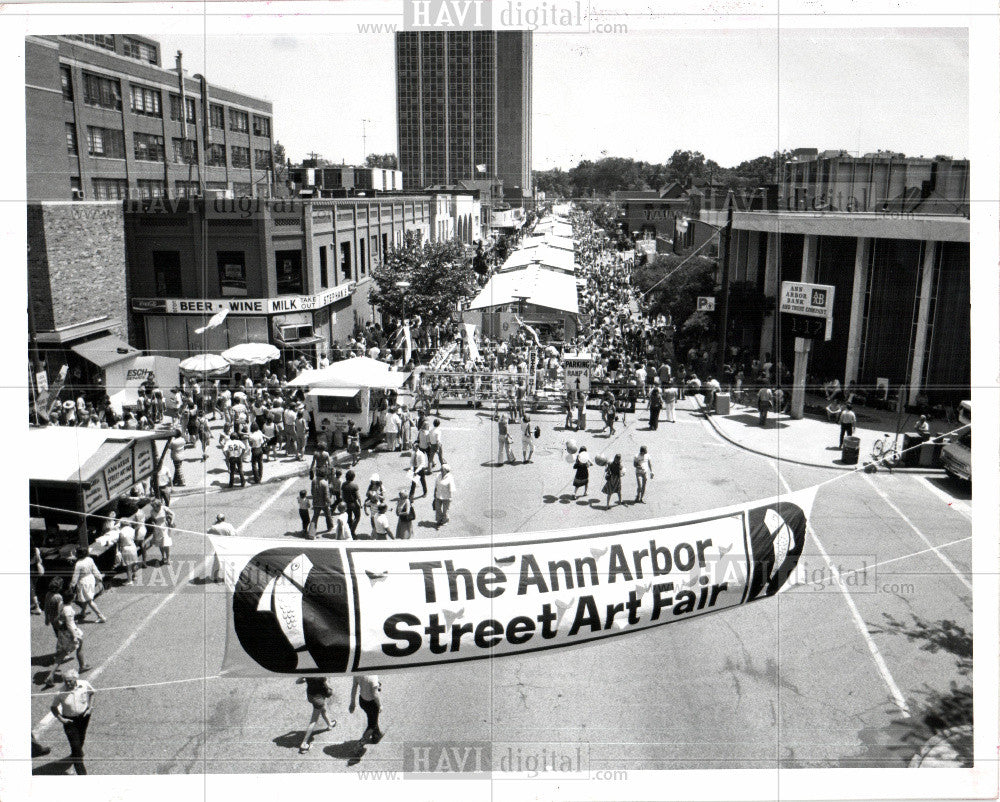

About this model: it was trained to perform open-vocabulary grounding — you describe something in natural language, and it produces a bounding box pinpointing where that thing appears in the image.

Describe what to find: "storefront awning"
[468,265,580,315]
[70,335,140,369]
[275,334,325,348]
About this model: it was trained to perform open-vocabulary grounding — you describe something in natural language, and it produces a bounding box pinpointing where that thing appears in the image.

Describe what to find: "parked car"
[940,400,971,483]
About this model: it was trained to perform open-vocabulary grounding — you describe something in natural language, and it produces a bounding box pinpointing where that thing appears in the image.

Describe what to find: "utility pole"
[361,119,373,162]
[715,192,734,380]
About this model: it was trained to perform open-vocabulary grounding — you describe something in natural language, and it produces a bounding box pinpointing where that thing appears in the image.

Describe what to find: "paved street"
[29,395,973,775]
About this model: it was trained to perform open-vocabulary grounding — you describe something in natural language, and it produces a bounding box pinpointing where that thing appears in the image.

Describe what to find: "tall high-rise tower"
[395,31,532,200]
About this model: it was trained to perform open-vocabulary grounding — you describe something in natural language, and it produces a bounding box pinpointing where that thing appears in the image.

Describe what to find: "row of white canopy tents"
[464,210,582,342]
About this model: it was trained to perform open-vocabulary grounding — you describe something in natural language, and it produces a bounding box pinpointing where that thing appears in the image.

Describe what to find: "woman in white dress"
[148,499,175,566]
[117,522,140,585]
[70,548,106,623]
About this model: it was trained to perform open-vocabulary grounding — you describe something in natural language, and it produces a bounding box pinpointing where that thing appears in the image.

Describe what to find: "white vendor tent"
[498,244,576,274]
[468,265,580,315]
[286,356,410,389]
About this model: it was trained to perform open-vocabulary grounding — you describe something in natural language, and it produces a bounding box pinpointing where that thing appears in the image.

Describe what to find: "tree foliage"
[368,231,475,324]
[365,153,399,169]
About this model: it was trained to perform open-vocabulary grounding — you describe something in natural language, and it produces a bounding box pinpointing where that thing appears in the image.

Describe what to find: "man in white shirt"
[207,513,237,582]
[50,668,94,774]
[434,464,456,528]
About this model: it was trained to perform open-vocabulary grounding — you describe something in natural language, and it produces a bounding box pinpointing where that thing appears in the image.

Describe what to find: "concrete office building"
[26,34,274,201]
[709,151,970,407]
[125,196,433,361]
[395,31,532,201]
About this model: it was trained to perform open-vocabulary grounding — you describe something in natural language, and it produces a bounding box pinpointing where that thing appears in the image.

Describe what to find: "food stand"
[287,357,412,442]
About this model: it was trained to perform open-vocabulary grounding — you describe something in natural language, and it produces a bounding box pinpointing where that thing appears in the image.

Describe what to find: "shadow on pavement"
[32,758,73,775]
[726,413,790,429]
[924,475,971,501]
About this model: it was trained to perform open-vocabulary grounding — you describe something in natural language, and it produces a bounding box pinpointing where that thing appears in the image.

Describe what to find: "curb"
[694,398,944,475]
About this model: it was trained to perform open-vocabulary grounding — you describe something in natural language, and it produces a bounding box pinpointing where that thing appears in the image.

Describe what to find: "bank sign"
[779,281,835,341]
[133,283,355,316]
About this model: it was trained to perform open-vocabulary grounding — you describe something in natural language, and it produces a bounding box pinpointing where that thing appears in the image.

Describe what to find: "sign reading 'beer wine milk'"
[211,489,814,676]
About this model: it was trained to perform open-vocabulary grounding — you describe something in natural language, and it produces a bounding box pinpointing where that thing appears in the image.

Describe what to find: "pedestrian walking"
[521,415,535,463]
[603,454,623,509]
[247,424,266,484]
[399,406,414,451]
[372,503,393,540]
[30,542,44,614]
[409,446,429,498]
[497,413,516,464]
[168,429,186,487]
[349,675,384,744]
[297,676,336,753]
[662,381,677,423]
[116,521,140,584]
[69,547,106,623]
[384,408,400,452]
[294,410,308,460]
[364,475,386,536]
[757,386,774,427]
[43,581,88,687]
[577,393,588,432]
[297,490,311,537]
[429,419,444,469]
[310,473,334,536]
[207,513,237,582]
[331,502,351,540]
[394,490,414,540]
[838,403,858,448]
[50,669,95,774]
[347,423,362,467]
[648,380,662,430]
[148,499,175,566]
[433,464,455,528]
[572,446,591,496]
[342,470,362,538]
[633,445,653,503]
[196,412,211,461]
[224,434,247,487]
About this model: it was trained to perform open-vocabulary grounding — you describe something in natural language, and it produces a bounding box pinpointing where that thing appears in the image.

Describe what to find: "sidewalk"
[693,393,954,473]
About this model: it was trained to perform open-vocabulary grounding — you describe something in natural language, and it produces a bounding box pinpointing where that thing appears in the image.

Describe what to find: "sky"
[156,27,968,170]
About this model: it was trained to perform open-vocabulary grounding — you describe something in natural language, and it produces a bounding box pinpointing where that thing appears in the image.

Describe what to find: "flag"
[514,314,542,349]
[210,488,816,676]
[195,308,228,335]
[476,163,487,173]
[464,322,480,362]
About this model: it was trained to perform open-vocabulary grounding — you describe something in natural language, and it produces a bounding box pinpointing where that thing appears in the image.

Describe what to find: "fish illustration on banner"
[212,489,814,676]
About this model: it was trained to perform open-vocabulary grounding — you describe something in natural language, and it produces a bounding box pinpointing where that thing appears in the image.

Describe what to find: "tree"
[633,252,718,353]
[365,153,398,169]
[369,231,476,324]
[532,168,573,198]
[271,141,290,196]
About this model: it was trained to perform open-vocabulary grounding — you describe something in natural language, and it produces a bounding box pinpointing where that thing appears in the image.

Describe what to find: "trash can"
[919,440,943,467]
[715,392,731,415]
[901,432,923,467]
[842,436,861,465]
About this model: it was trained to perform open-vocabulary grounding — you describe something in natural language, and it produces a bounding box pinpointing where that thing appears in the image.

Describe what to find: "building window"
[173,181,200,198]
[82,72,122,110]
[206,144,226,167]
[172,138,198,165]
[66,124,77,155]
[340,241,352,280]
[218,251,247,296]
[319,245,328,288]
[230,146,250,169]
[67,34,116,52]
[229,108,249,133]
[129,84,161,117]
[152,251,182,296]
[123,37,158,64]
[359,239,366,277]
[275,250,303,295]
[86,126,126,159]
[136,180,166,199]
[169,94,197,123]
[60,65,73,100]
[254,149,272,170]
[133,133,165,162]
[91,178,128,200]
[210,104,225,130]
[70,177,82,198]
[232,182,252,197]
[252,115,271,137]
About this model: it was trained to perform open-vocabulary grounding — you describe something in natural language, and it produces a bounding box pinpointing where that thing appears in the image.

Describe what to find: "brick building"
[26,34,274,201]
[125,196,434,362]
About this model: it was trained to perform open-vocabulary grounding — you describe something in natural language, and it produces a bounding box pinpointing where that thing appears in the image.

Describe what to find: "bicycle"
[870,432,901,471]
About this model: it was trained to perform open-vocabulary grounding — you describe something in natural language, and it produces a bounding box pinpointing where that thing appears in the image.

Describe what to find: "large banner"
[211,489,814,676]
